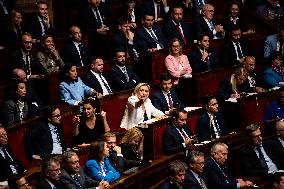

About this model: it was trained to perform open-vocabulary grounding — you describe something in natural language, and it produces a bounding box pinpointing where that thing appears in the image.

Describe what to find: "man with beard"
[163,109,194,156]
[24,106,66,161]
[109,50,140,91]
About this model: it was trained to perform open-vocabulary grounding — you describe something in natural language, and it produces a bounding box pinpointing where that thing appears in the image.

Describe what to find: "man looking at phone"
[163,109,195,156]
[28,1,55,40]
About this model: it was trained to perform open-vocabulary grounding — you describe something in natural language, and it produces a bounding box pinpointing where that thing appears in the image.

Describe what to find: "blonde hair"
[132,83,150,96]
[121,127,144,158]
[230,67,248,93]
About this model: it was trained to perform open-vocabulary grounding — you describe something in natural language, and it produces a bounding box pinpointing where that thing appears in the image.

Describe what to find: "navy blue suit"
[194,17,223,39]
[203,157,237,189]
[184,171,208,189]
[189,47,218,74]
[83,71,114,94]
[151,88,184,113]
[196,112,228,142]
[24,121,66,161]
[134,25,167,54]
[239,141,280,177]
[61,40,92,67]
[109,64,141,91]
[220,39,253,68]
[265,138,284,170]
[160,179,183,189]
[163,124,193,155]
[163,20,193,46]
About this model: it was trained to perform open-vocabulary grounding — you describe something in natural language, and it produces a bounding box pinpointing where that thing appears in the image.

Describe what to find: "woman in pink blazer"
[165,38,192,85]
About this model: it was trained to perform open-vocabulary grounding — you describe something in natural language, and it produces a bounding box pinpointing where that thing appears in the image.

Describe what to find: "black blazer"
[163,20,193,47]
[189,47,218,74]
[203,157,237,189]
[151,88,184,113]
[239,141,280,177]
[61,40,92,67]
[220,39,253,67]
[9,50,46,76]
[109,64,140,92]
[196,112,228,142]
[0,146,24,182]
[112,31,135,55]
[184,171,208,189]
[27,13,55,40]
[36,177,64,189]
[265,137,284,170]
[80,4,109,36]
[108,150,141,173]
[194,17,223,39]
[134,25,167,53]
[160,178,183,189]
[139,0,168,21]
[60,168,100,189]
[24,121,66,161]
[163,124,193,155]
[83,71,114,94]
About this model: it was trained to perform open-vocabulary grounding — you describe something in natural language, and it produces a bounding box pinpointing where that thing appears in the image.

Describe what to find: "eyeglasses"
[49,168,61,173]
[52,114,61,118]
[23,41,33,44]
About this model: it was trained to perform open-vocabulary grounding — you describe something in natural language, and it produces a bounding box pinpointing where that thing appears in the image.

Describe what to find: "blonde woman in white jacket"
[120,83,166,130]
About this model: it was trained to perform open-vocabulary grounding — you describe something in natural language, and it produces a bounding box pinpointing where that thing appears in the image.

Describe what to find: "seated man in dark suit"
[61,25,92,67]
[104,132,141,173]
[35,157,63,189]
[194,4,225,39]
[243,56,266,93]
[60,151,109,189]
[80,0,110,57]
[163,5,193,47]
[239,124,279,177]
[83,57,113,96]
[196,96,228,142]
[151,73,184,114]
[204,142,253,189]
[139,0,170,22]
[109,50,141,91]
[0,126,24,183]
[27,1,55,40]
[189,34,218,74]
[163,109,194,156]
[220,25,253,67]
[184,150,208,189]
[9,33,45,80]
[160,160,187,189]
[112,17,138,61]
[134,13,167,54]
[24,106,66,161]
[266,120,284,170]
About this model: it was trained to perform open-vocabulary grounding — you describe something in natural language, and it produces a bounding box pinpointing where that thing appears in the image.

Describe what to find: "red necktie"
[176,24,187,45]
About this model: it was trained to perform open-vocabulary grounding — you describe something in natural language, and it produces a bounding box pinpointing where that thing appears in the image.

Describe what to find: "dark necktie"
[199,175,207,189]
[256,146,269,171]
[121,66,129,82]
[99,73,112,93]
[25,53,32,75]
[72,174,82,189]
[78,43,85,66]
[236,42,243,60]
[167,93,173,109]
[143,111,148,121]
[176,23,187,45]
[95,8,103,27]
[3,148,18,174]
[149,29,164,49]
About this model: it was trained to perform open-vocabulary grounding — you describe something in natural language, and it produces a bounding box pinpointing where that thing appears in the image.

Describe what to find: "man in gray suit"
[60,151,109,189]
